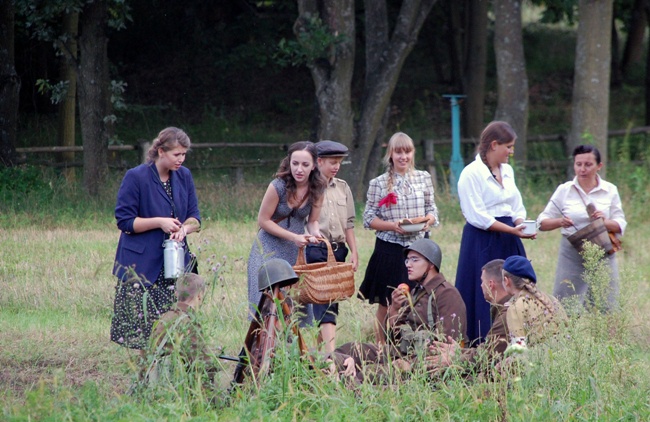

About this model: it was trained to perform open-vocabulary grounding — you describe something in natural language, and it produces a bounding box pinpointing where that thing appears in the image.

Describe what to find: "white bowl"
[400,222,426,232]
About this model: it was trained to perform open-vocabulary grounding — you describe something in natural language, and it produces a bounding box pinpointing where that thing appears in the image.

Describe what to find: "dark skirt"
[110,270,176,350]
[358,238,410,306]
[306,243,349,325]
[455,217,526,346]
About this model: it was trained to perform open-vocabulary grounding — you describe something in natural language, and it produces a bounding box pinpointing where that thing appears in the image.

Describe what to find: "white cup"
[522,219,537,235]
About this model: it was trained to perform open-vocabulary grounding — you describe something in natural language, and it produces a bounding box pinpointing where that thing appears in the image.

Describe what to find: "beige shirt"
[319,177,355,244]
[506,289,567,347]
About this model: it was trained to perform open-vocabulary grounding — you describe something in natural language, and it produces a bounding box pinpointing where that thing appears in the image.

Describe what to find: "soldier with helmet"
[329,239,467,381]
[233,258,302,384]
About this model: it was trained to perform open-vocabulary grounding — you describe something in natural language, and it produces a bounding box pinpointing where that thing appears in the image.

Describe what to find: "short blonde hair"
[175,273,206,303]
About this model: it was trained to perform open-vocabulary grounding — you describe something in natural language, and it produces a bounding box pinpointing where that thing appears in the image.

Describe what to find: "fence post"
[422,139,437,190]
[139,140,150,163]
[232,166,245,184]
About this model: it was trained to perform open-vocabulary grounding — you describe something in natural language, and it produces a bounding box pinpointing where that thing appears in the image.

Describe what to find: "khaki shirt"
[149,302,211,363]
[506,289,568,347]
[319,177,355,244]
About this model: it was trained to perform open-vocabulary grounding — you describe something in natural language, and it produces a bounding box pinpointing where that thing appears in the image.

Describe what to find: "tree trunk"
[295,0,356,146]
[493,0,528,162]
[78,0,110,196]
[645,3,650,125]
[0,1,20,167]
[621,0,647,76]
[58,12,79,182]
[295,0,438,199]
[448,1,463,91]
[569,0,613,178]
[462,0,488,140]
[610,11,621,88]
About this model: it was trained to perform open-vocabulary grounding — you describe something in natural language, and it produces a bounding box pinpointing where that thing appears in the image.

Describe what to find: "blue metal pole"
[443,94,466,195]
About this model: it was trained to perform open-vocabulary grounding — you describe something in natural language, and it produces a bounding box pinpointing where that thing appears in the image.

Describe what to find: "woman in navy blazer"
[110,127,201,351]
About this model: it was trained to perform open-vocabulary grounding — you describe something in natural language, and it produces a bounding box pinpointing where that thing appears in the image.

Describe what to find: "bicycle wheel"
[233,285,289,384]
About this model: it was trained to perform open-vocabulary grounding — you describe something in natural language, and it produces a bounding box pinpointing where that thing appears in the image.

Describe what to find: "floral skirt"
[110,270,176,350]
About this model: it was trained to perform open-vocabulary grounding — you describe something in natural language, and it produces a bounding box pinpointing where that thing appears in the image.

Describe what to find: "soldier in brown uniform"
[144,273,221,385]
[426,259,512,374]
[330,239,466,381]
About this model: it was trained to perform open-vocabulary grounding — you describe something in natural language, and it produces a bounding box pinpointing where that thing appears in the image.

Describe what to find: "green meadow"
[1,166,650,420]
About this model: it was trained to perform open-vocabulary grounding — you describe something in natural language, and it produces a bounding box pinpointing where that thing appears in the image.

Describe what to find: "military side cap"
[503,255,537,283]
[316,140,349,157]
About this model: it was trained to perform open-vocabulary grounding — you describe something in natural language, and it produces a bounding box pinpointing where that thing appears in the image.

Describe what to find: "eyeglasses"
[404,256,421,265]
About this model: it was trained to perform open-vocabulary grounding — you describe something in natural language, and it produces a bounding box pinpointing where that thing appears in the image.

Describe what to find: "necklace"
[292,189,308,208]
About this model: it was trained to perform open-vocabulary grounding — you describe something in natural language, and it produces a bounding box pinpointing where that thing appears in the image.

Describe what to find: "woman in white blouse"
[537,145,626,308]
[455,121,535,347]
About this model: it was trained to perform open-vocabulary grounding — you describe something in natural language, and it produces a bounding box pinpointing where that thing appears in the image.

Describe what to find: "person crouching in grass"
[143,273,222,388]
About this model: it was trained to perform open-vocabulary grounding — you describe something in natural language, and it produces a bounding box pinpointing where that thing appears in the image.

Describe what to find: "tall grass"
[2,153,650,419]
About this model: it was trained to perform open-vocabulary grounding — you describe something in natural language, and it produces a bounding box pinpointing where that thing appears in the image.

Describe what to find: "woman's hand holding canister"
[161,218,182,235]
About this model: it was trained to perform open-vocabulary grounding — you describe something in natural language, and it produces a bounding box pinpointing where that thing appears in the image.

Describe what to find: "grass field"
[1,175,650,420]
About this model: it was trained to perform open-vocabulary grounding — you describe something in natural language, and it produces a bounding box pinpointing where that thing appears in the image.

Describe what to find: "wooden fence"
[14,126,650,184]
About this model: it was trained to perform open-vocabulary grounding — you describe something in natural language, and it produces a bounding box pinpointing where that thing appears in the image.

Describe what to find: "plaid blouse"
[363,170,439,246]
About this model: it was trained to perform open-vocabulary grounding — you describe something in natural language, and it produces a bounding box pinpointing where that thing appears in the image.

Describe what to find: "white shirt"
[458,155,527,230]
[537,175,627,236]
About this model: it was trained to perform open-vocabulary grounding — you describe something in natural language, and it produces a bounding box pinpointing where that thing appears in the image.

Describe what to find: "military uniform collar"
[419,272,447,295]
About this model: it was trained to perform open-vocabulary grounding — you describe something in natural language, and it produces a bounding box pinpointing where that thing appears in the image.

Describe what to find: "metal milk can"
[163,239,185,279]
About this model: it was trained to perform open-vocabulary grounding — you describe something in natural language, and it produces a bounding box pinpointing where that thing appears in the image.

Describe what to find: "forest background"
[2,0,650,420]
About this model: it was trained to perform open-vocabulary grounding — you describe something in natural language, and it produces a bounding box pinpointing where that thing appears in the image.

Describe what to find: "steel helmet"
[404,238,442,271]
[258,258,299,291]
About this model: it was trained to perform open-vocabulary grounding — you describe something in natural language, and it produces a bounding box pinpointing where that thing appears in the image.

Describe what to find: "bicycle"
[232,259,311,385]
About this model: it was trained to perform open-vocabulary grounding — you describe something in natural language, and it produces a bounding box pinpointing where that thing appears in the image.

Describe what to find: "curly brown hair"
[275,141,325,205]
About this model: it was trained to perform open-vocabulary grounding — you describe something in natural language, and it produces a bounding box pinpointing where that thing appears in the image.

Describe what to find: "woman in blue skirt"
[455,121,535,346]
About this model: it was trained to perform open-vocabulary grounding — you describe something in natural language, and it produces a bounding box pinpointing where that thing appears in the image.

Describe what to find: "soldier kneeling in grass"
[143,273,223,388]
[326,239,467,383]
[425,259,512,376]
[426,257,568,378]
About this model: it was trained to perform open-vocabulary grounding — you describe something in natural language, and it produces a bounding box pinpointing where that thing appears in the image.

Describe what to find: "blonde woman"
[359,132,439,343]
[501,256,567,348]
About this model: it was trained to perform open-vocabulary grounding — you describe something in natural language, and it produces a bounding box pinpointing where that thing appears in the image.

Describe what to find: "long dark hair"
[275,141,325,205]
[477,121,516,167]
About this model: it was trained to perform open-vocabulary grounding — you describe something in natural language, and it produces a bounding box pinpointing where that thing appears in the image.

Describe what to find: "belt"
[310,241,345,252]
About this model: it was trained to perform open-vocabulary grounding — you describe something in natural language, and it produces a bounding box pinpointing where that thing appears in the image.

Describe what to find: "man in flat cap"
[305,140,359,353]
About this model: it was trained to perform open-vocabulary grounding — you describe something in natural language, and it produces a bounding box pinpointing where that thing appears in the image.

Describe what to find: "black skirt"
[110,270,176,350]
[358,238,410,306]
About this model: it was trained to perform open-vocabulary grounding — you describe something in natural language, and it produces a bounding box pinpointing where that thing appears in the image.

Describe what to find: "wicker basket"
[292,238,355,304]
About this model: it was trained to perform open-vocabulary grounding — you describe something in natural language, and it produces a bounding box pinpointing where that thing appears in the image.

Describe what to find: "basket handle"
[294,237,336,266]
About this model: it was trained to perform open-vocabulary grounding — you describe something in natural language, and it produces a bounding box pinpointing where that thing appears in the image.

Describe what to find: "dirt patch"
[0,358,131,400]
